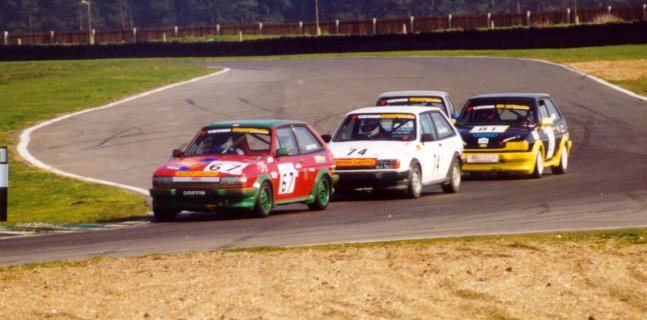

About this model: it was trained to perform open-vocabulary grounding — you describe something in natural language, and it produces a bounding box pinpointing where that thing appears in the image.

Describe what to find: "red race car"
[150,120,337,221]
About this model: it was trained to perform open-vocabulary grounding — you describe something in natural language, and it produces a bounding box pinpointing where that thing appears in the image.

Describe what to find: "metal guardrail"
[2,5,646,46]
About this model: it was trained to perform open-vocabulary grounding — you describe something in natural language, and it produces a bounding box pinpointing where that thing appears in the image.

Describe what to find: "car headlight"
[153,176,172,186]
[377,159,400,169]
[220,176,248,185]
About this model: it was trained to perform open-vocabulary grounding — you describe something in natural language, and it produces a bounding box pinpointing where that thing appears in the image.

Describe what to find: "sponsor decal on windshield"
[207,128,232,134]
[496,104,530,110]
[356,114,415,119]
[409,97,442,103]
[231,128,269,134]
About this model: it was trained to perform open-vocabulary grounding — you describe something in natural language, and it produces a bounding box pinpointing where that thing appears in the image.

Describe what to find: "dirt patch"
[568,59,647,81]
[1,239,646,319]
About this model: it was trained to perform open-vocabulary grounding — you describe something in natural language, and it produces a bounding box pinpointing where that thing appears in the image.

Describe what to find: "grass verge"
[0,59,215,225]
[0,44,645,226]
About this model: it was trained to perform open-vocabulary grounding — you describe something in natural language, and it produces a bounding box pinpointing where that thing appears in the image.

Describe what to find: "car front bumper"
[461,150,537,174]
[150,187,258,211]
[335,170,410,191]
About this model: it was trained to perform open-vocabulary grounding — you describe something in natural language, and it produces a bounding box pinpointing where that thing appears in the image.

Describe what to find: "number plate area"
[182,190,207,197]
[466,155,499,164]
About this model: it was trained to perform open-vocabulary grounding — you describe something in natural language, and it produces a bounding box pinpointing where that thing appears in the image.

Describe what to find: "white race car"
[325,106,464,198]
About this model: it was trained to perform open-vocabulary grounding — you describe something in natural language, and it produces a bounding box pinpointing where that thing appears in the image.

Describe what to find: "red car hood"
[153,155,268,177]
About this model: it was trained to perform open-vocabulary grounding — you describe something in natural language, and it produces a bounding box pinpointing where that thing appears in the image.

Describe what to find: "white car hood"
[328,140,416,160]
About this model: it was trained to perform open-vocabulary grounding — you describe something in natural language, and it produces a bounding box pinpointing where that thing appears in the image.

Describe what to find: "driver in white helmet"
[359,119,384,140]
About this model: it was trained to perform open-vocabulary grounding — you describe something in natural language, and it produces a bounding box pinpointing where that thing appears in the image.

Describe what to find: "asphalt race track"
[2,57,647,266]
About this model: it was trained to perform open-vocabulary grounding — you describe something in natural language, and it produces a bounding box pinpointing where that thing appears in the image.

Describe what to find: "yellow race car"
[455,93,572,178]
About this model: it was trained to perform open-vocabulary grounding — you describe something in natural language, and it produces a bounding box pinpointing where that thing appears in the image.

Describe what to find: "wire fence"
[2,4,646,46]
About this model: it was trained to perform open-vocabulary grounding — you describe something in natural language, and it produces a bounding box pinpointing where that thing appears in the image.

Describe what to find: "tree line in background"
[1,0,644,33]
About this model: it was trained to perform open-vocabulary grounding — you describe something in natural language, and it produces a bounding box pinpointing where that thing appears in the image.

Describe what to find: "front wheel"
[152,200,178,222]
[308,177,331,211]
[530,150,544,179]
[551,145,568,174]
[405,163,423,199]
[254,182,273,218]
[441,158,461,193]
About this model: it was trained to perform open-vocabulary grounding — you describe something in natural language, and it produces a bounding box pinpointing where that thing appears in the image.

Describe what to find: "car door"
[537,99,557,160]
[430,110,459,177]
[275,126,306,202]
[418,112,444,183]
[292,125,327,197]
[544,98,568,145]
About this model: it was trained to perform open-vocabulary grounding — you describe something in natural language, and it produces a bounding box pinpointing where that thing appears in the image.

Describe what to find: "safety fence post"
[1,147,8,222]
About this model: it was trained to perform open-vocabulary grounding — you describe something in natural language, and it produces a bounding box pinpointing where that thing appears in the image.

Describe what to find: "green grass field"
[0,44,645,226]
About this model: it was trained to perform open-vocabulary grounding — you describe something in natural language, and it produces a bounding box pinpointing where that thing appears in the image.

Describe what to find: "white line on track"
[17,67,231,196]
[529,58,647,102]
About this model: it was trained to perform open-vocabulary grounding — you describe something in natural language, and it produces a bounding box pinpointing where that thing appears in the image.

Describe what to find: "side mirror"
[172,149,184,158]
[421,133,436,142]
[321,134,332,143]
[540,117,554,127]
[275,147,290,157]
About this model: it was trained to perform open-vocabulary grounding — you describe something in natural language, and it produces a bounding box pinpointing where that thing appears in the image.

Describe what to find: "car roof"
[346,106,443,115]
[376,90,449,98]
[202,119,307,130]
[467,93,550,100]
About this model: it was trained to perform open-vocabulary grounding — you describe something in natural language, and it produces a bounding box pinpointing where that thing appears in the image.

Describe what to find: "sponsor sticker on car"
[335,158,378,167]
[466,155,499,163]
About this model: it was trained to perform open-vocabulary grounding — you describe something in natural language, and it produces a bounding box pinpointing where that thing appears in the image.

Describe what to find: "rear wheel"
[254,181,273,217]
[405,163,422,199]
[441,158,461,193]
[551,145,568,174]
[152,200,178,222]
[531,150,544,179]
[308,177,331,211]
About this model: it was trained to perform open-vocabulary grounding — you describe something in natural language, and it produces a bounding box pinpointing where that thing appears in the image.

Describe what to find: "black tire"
[551,145,568,174]
[530,150,544,179]
[253,181,273,218]
[441,158,461,193]
[152,200,178,222]
[308,177,331,211]
[405,163,423,199]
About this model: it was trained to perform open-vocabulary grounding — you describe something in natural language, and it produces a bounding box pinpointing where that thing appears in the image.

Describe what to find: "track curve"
[2,57,647,266]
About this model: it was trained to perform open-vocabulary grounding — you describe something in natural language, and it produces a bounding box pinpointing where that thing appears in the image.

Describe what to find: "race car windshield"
[458,98,537,129]
[184,128,271,156]
[377,96,445,109]
[333,113,417,142]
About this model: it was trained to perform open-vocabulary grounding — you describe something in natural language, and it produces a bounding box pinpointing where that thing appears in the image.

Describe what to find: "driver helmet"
[480,109,497,121]
[359,119,381,138]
